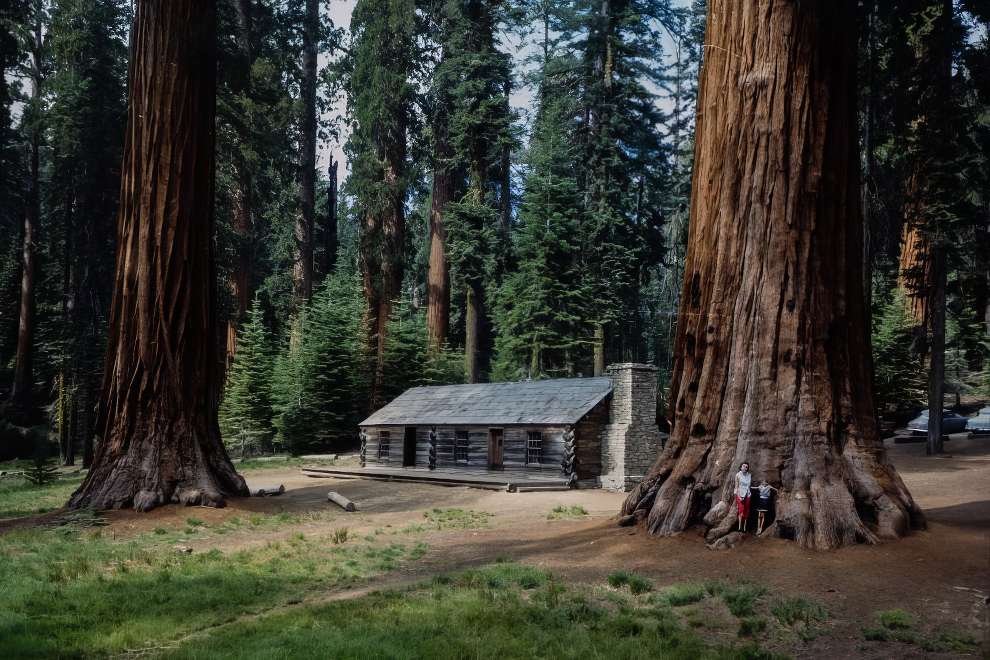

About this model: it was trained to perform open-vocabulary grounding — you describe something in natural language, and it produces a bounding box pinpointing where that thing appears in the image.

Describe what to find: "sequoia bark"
[622,0,922,549]
[69,0,247,511]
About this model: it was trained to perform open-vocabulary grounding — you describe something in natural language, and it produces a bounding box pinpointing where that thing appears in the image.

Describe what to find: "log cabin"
[358,363,664,491]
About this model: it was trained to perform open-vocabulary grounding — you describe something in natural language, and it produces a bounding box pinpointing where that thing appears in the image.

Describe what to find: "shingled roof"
[360,377,614,427]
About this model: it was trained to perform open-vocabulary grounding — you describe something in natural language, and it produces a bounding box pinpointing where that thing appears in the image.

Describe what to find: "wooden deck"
[299,465,574,491]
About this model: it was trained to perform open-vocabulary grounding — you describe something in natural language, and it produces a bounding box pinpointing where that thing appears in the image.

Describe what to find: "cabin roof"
[359,377,614,427]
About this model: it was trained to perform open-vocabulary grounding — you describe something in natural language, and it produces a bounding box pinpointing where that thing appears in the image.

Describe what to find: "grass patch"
[547,504,588,520]
[0,523,426,657]
[607,570,653,595]
[161,564,776,659]
[738,616,767,637]
[421,508,493,530]
[876,608,914,630]
[0,472,83,518]
[721,583,767,618]
[861,608,976,652]
[770,596,828,640]
[654,582,707,606]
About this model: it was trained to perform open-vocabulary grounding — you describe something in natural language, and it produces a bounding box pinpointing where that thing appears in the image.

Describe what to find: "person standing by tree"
[734,462,752,532]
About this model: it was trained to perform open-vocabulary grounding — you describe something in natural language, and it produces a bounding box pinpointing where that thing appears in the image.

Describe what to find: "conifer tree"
[873,288,927,414]
[46,0,128,464]
[272,273,369,454]
[439,0,514,384]
[345,0,415,405]
[220,297,275,457]
[492,59,588,380]
[569,0,677,368]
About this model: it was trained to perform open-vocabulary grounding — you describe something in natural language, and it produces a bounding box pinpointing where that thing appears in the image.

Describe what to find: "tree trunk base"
[622,446,924,551]
[69,425,247,512]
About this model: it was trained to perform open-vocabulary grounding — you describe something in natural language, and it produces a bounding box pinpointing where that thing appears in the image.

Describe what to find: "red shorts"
[735,495,751,518]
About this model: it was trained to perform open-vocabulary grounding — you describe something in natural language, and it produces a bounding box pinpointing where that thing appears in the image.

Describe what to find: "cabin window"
[526,431,543,465]
[455,430,469,464]
[378,431,391,460]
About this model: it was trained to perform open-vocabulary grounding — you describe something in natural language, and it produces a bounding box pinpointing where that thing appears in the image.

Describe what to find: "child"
[754,480,778,535]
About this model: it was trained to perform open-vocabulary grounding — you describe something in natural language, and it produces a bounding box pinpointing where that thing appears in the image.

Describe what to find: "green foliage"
[493,64,589,380]
[220,298,275,457]
[272,273,369,454]
[876,608,915,630]
[607,570,653,595]
[378,301,464,404]
[720,583,767,618]
[22,453,59,487]
[655,582,707,607]
[872,288,925,412]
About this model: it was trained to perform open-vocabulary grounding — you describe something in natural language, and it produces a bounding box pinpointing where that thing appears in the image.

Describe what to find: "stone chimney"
[599,363,664,491]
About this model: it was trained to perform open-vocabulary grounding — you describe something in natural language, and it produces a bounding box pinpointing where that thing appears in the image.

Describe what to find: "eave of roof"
[359,377,613,427]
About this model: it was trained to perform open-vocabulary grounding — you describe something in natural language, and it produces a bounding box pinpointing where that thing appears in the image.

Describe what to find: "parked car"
[905,410,969,435]
[966,407,990,435]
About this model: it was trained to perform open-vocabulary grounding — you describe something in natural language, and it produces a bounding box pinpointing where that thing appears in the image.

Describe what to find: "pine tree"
[46,0,128,464]
[492,59,588,381]
[220,297,275,457]
[344,0,416,405]
[873,288,926,414]
[439,0,514,383]
[379,300,463,404]
[568,0,679,368]
[272,273,369,454]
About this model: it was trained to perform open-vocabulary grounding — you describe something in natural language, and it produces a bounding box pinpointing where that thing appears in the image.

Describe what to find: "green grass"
[770,597,828,641]
[720,583,767,617]
[607,570,653,595]
[876,608,914,629]
[547,504,588,520]
[655,582,708,606]
[421,507,493,530]
[861,608,977,652]
[0,520,427,657]
[0,472,83,518]
[161,564,778,660]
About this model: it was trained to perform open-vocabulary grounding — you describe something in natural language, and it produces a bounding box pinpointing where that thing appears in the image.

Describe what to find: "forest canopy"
[0,0,987,519]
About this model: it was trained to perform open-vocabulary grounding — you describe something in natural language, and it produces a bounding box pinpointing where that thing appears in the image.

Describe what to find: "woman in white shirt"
[734,462,752,532]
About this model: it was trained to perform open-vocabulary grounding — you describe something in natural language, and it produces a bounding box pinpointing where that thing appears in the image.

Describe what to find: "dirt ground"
[17,435,990,658]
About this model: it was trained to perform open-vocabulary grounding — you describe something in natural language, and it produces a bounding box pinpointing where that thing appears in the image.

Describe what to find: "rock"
[706,531,747,551]
[174,545,193,554]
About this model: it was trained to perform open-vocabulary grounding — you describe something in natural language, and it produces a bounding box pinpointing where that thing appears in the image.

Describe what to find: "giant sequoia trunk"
[294,0,318,302]
[362,156,405,408]
[426,138,453,352]
[622,0,922,550]
[70,0,247,511]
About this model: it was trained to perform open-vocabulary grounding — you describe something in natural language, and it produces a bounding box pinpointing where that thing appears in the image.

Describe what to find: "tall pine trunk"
[622,0,921,550]
[10,12,43,417]
[225,0,254,367]
[70,0,247,512]
[426,137,452,352]
[294,0,317,302]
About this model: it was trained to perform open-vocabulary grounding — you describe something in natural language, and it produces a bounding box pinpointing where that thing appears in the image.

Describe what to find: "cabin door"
[488,429,504,470]
[403,427,417,467]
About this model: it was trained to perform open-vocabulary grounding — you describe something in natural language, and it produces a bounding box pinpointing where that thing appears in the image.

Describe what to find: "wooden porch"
[299,464,574,491]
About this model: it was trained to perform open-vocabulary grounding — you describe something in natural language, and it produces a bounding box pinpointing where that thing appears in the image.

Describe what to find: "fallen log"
[252,484,285,497]
[327,491,357,511]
